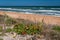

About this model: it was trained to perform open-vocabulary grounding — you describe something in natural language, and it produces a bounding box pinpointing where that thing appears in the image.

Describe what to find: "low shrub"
[13,22,44,35]
[13,23,26,35]
[6,28,12,33]
[52,25,60,32]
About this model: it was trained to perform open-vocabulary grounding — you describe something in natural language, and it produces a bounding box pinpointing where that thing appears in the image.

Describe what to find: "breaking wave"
[0,7,60,16]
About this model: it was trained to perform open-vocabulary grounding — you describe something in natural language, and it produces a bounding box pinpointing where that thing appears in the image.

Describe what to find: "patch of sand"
[0,11,60,25]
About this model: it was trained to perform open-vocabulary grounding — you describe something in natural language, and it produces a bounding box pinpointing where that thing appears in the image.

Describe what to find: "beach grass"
[52,25,60,32]
[0,12,60,40]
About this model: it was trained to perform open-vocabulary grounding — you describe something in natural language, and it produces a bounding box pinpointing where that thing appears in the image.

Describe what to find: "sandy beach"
[0,11,60,25]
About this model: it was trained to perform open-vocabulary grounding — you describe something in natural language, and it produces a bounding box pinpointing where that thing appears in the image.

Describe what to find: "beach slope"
[0,11,60,25]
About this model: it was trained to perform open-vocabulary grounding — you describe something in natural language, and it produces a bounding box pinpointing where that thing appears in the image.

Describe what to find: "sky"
[0,0,60,6]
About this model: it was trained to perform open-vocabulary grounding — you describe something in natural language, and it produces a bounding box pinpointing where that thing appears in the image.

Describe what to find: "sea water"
[0,6,60,16]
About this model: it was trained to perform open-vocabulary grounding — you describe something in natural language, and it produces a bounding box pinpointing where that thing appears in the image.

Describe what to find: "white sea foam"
[0,8,60,16]
[0,8,60,12]
[51,8,60,9]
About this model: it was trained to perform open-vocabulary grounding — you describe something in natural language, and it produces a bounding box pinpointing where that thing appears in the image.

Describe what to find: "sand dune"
[0,11,60,25]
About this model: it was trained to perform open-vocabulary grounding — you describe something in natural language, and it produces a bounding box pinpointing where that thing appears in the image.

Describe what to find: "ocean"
[0,6,60,16]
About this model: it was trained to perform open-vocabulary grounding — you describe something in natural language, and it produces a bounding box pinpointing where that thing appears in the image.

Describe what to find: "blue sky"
[0,0,60,6]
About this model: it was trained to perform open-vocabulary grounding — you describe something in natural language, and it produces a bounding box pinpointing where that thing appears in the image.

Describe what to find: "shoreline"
[0,10,60,17]
[0,11,60,25]
[0,10,60,16]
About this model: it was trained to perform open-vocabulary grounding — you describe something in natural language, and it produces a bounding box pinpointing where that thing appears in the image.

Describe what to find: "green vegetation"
[52,25,60,32]
[0,26,3,32]
[0,15,4,24]
[6,28,12,33]
[13,22,44,35]
[1,14,17,26]
[13,23,26,35]
[5,18,17,26]
[0,38,3,40]
[1,14,60,40]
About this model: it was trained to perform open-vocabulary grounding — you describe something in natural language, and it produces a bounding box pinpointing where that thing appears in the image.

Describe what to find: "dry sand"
[0,11,60,25]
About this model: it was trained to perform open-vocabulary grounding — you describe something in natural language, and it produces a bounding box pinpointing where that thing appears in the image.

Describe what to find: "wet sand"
[0,11,60,25]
